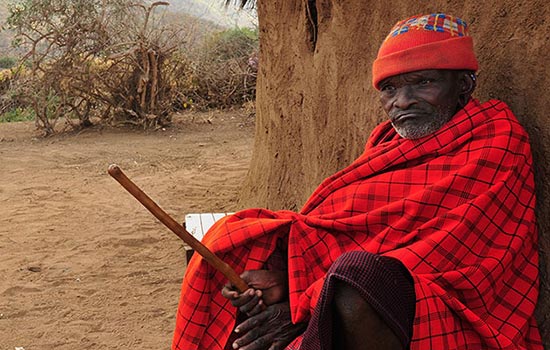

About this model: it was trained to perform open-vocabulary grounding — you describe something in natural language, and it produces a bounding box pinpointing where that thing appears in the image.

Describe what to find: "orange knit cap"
[372,13,478,89]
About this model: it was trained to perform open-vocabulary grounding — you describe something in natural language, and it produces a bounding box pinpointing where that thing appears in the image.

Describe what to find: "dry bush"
[3,0,258,133]
[6,0,184,134]
[0,65,34,119]
[0,67,18,115]
[179,27,258,110]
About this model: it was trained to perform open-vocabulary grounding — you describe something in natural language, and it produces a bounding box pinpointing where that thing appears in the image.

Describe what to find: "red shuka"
[172,99,542,350]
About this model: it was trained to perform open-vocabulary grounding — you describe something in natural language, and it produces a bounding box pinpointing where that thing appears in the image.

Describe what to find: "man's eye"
[419,79,433,85]
[381,85,395,92]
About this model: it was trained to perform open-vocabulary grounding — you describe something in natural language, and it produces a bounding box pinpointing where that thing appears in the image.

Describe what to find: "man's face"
[378,70,462,139]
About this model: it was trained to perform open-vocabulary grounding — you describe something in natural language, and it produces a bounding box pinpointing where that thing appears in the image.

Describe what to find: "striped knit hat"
[372,13,478,89]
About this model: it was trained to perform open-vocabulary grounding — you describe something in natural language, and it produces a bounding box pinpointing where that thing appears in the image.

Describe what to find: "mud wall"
[239,1,550,345]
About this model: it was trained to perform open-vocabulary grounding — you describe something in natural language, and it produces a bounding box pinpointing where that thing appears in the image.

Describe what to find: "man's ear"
[460,71,476,95]
[458,71,476,107]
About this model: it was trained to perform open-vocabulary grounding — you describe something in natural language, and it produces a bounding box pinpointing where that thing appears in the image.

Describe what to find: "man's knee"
[332,279,403,350]
[328,251,416,348]
[332,279,370,322]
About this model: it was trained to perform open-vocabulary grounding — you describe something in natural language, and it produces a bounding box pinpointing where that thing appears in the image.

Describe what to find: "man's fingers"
[232,302,300,350]
[239,290,264,315]
[234,330,274,350]
[239,293,263,314]
[231,289,257,307]
[221,285,239,299]
[221,287,256,306]
[244,300,265,317]
[234,310,269,334]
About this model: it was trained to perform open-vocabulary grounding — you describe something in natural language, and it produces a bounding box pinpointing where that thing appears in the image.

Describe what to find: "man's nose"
[392,86,417,110]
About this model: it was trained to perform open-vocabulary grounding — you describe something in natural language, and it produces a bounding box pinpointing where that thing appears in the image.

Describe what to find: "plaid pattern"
[385,13,469,42]
[172,99,542,349]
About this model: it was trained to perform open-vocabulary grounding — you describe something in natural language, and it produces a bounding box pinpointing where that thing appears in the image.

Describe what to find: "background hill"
[167,0,257,28]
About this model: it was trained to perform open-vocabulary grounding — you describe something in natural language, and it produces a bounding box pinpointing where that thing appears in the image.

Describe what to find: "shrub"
[0,66,28,117]
[6,0,182,134]
[180,27,258,110]
[203,27,258,61]
[3,1,259,133]
[0,57,17,69]
[0,106,35,122]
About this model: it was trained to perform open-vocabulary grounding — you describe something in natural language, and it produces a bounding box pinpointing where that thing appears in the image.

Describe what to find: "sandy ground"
[0,110,255,349]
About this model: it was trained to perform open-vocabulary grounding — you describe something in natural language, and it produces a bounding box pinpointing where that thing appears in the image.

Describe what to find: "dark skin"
[221,69,476,350]
[332,281,402,350]
[379,69,475,139]
[221,270,306,350]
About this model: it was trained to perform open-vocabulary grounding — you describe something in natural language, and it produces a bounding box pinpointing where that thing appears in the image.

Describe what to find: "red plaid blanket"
[172,99,542,349]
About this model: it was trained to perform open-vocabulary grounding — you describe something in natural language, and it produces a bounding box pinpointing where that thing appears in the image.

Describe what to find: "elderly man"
[172,13,542,350]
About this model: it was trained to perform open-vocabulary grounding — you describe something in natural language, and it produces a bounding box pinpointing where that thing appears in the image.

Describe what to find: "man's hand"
[231,302,307,350]
[222,270,288,316]
[221,270,305,349]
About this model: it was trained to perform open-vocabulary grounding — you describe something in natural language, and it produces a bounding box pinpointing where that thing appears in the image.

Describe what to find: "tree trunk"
[239,0,550,346]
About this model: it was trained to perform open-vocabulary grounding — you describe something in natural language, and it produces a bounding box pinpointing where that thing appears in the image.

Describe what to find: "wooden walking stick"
[108,164,249,293]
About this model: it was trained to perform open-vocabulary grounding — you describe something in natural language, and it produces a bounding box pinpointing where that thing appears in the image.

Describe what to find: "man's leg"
[300,251,416,350]
[332,280,402,350]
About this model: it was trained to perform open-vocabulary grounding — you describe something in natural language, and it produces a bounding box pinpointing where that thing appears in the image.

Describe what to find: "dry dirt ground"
[0,110,255,349]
